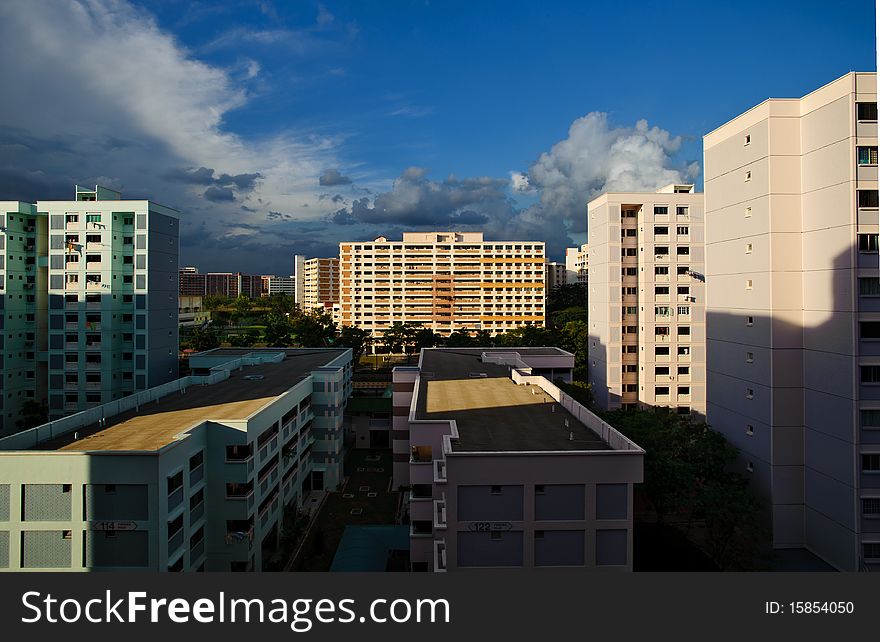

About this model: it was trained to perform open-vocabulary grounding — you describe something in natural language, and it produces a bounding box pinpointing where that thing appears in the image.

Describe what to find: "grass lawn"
[291,449,399,572]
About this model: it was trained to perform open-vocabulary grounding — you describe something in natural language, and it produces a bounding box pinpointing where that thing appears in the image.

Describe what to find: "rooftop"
[34,349,346,453]
[414,349,609,452]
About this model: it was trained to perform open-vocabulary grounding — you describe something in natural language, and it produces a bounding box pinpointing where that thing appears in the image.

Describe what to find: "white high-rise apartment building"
[704,72,879,571]
[263,275,296,296]
[293,256,339,312]
[545,260,567,292]
[588,185,706,418]
[44,186,179,419]
[338,232,545,338]
[565,244,589,285]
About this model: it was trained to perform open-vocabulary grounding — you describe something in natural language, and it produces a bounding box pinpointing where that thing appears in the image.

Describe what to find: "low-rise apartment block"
[545,260,567,292]
[339,232,545,339]
[293,256,339,312]
[0,348,352,572]
[704,71,878,571]
[263,274,296,297]
[588,184,706,417]
[392,348,643,571]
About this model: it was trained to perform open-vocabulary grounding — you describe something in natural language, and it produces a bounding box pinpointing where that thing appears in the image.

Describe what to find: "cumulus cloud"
[319,169,352,186]
[0,0,343,274]
[328,114,697,258]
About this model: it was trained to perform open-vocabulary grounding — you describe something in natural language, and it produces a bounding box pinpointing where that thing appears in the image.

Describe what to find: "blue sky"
[0,0,875,273]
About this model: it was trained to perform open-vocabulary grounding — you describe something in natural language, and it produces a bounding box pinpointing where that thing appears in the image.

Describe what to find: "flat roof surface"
[415,350,609,452]
[37,349,346,452]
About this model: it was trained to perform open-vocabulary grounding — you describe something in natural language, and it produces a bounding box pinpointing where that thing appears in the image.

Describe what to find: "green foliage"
[291,310,336,347]
[337,325,372,362]
[444,329,476,347]
[263,312,293,347]
[186,326,221,352]
[551,305,586,327]
[267,293,296,315]
[203,294,231,310]
[233,295,253,317]
[546,283,587,315]
[235,328,261,348]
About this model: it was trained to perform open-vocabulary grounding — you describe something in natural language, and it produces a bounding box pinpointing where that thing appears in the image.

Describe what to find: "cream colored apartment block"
[294,256,339,312]
[566,243,589,285]
[588,185,706,418]
[338,232,545,339]
[704,72,878,572]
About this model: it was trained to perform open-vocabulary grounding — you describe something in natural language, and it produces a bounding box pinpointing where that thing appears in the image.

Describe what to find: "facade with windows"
[704,71,878,571]
[393,348,643,572]
[293,255,339,312]
[339,232,546,340]
[42,186,179,418]
[587,185,706,417]
[0,348,352,572]
[0,202,48,436]
[565,243,589,285]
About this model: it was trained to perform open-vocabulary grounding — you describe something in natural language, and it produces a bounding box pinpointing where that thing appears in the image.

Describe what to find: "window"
[746,279,753,289]
[677,305,690,316]
[865,543,880,561]
[863,498,880,516]
[655,226,669,235]
[746,351,754,363]
[535,484,545,495]
[859,278,880,296]
[746,424,754,436]
[862,453,880,471]
[623,209,636,218]
[745,243,753,253]
[677,326,691,336]
[746,462,754,473]
[745,170,751,181]
[654,206,668,215]
[655,346,670,356]
[861,409,880,429]
[745,206,752,218]
[859,146,879,165]
[677,226,689,236]
[858,190,879,208]
[105,484,116,494]
[676,247,690,256]
[655,386,669,396]
[676,206,688,217]
[655,286,669,295]
[490,485,502,495]
[655,366,670,376]
[857,102,878,121]
[677,386,690,395]
[655,306,671,317]
[861,322,880,339]
[861,366,880,383]
[746,316,754,326]
[677,366,689,376]
[655,266,669,276]
[746,388,754,399]
[85,214,102,223]
[859,234,879,253]
[744,134,751,145]
[655,326,670,336]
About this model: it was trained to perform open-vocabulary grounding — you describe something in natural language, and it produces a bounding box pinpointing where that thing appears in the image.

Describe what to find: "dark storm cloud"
[203,185,235,202]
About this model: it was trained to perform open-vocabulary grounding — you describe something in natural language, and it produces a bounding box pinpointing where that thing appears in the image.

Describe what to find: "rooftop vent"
[244,374,265,381]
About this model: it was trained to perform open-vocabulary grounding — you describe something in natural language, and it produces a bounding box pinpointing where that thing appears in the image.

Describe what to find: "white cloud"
[0,0,344,272]
[509,171,532,193]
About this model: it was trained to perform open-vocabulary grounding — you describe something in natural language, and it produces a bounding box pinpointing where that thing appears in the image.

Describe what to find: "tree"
[291,310,336,347]
[264,312,293,347]
[268,293,296,315]
[558,320,588,380]
[546,283,587,314]
[188,326,221,352]
[445,329,475,347]
[233,295,253,324]
[235,328,261,348]
[337,325,372,362]
[203,294,231,310]
[473,329,493,346]
[382,322,409,353]
[694,472,764,570]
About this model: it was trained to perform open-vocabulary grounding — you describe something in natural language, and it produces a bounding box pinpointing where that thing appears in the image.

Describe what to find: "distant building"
[294,255,339,312]
[0,348,352,572]
[263,274,296,297]
[179,269,264,299]
[565,244,588,285]
[178,295,209,327]
[338,232,545,340]
[588,184,706,418]
[544,260,567,293]
[393,347,643,571]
